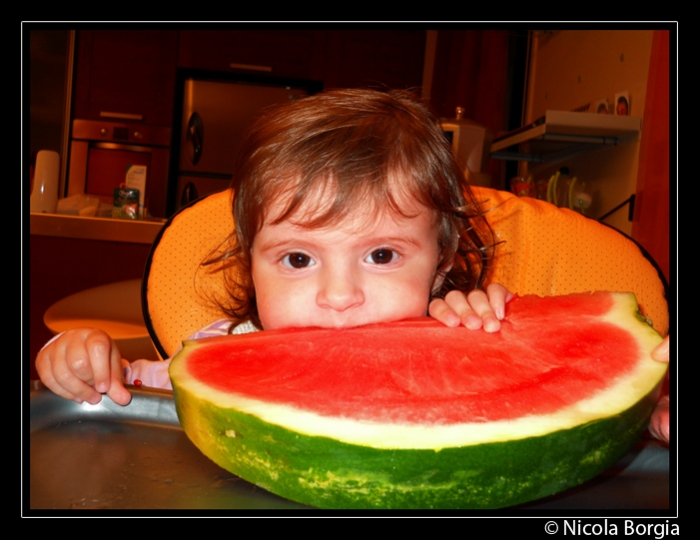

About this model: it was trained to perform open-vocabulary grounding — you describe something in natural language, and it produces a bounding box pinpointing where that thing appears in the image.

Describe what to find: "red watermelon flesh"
[185,293,637,424]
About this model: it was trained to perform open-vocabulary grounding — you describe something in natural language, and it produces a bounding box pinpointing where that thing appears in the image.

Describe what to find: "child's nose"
[316,268,365,312]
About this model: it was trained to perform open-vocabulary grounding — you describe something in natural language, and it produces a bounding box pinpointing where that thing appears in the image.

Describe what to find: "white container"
[30,150,60,213]
[125,164,147,218]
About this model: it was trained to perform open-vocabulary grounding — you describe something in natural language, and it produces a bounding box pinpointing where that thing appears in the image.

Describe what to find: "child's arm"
[648,336,670,443]
[428,283,514,332]
[35,328,131,406]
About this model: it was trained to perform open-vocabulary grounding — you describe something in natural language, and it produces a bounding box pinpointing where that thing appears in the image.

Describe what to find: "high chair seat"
[143,189,236,360]
[142,187,668,360]
[479,187,668,336]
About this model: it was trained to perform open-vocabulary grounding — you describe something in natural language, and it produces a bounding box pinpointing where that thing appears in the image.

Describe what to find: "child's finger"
[440,290,484,330]
[651,336,669,363]
[51,355,102,405]
[63,332,96,380]
[36,348,83,403]
[106,343,132,406]
[485,283,514,320]
[427,297,461,327]
[59,332,103,404]
[649,395,670,443]
[85,330,116,394]
[465,290,500,332]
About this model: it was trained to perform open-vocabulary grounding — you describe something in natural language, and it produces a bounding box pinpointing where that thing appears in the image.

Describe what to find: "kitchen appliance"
[170,75,322,215]
[439,107,493,187]
[66,120,171,217]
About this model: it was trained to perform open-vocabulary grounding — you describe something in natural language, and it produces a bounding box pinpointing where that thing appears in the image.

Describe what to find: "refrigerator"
[170,76,322,214]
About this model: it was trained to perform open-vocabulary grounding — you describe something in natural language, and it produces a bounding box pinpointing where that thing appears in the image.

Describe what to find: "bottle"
[555,167,572,208]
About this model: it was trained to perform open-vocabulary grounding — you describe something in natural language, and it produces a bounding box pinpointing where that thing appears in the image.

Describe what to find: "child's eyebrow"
[359,236,424,249]
[256,235,424,253]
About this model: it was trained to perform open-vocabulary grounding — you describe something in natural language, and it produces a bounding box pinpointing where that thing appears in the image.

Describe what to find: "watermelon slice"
[169,291,667,509]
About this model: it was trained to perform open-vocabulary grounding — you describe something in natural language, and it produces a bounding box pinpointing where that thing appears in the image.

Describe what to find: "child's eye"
[365,248,398,265]
[282,253,315,269]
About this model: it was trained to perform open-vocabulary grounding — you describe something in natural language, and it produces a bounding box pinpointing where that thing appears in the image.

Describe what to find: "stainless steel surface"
[173,78,315,212]
[29,384,307,510]
[67,119,172,217]
[30,212,165,244]
[178,79,309,175]
[72,119,172,147]
[99,111,145,121]
[29,384,670,511]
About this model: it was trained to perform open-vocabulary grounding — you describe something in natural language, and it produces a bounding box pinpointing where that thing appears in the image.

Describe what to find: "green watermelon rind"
[170,292,668,509]
[173,382,658,509]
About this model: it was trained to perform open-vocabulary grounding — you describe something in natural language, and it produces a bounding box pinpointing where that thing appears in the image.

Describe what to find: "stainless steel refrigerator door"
[176,175,232,209]
[178,79,309,176]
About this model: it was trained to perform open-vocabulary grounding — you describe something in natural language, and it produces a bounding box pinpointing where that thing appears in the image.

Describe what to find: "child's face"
[250,191,443,330]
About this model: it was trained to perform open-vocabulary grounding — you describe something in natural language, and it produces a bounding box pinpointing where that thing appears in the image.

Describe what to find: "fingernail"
[484,318,500,333]
[96,382,108,393]
[465,315,483,330]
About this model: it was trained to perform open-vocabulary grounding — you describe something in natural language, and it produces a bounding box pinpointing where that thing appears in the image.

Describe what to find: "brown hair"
[213,88,495,329]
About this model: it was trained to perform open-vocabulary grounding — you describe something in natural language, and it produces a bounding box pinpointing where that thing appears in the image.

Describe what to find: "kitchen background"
[27,27,672,378]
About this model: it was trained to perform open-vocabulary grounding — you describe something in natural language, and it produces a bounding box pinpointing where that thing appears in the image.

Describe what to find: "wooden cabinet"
[72,29,426,124]
[177,29,426,91]
[72,30,178,127]
[317,30,426,91]
[178,29,321,80]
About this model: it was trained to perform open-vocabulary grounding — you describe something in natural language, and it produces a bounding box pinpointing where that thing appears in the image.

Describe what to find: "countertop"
[30,212,166,245]
[29,384,670,511]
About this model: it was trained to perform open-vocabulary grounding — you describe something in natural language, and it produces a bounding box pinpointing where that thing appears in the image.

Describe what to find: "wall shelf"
[490,110,642,164]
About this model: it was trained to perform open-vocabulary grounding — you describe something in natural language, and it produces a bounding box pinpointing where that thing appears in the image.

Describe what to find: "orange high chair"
[142,187,668,361]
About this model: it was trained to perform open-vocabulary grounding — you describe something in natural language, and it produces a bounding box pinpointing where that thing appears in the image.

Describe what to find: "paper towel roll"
[30,150,61,213]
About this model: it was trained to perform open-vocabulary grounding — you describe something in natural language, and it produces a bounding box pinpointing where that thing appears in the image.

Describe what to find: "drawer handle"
[229,63,273,72]
[100,111,144,121]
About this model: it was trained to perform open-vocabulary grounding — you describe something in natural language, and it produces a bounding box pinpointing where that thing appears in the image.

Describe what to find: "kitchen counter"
[29,383,670,511]
[30,212,166,244]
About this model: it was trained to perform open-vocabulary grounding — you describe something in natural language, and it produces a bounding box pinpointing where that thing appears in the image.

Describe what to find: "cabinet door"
[319,30,426,91]
[177,29,426,91]
[72,30,178,126]
[178,29,319,80]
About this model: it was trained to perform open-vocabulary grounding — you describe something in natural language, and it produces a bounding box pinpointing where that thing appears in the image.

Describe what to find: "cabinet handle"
[181,182,200,207]
[229,63,273,72]
[187,112,203,166]
[100,111,144,121]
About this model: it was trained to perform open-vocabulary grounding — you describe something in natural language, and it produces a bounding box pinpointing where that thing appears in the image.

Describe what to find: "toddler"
[35,88,669,444]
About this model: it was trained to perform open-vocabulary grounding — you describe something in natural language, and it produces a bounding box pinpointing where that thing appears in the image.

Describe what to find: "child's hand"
[35,328,131,406]
[648,336,670,443]
[428,283,514,332]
